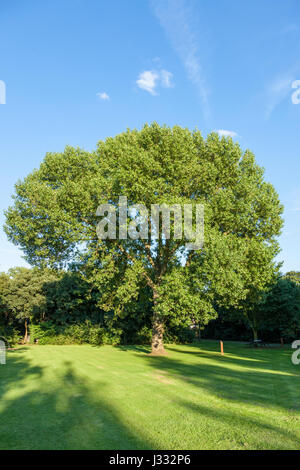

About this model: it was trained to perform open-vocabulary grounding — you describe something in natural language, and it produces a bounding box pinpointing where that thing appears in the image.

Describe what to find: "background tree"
[284,271,300,285]
[41,270,102,325]
[227,239,281,341]
[206,270,300,343]
[4,123,283,353]
[0,272,14,342]
[0,272,11,322]
[258,274,300,341]
[5,267,56,342]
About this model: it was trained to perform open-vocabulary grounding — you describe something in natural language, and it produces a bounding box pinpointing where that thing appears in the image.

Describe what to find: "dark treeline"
[204,271,300,343]
[1,267,299,346]
[0,266,193,346]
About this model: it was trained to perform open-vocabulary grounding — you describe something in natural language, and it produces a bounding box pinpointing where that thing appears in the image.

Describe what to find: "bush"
[30,321,106,346]
[101,327,122,346]
[134,326,152,344]
[164,325,196,344]
[29,319,196,347]
[0,326,22,346]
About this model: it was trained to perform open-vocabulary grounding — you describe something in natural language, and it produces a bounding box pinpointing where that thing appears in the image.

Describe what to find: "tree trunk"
[151,313,166,355]
[245,312,258,342]
[150,289,166,355]
[24,319,29,343]
[251,327,258,341]
[198,324,201,342]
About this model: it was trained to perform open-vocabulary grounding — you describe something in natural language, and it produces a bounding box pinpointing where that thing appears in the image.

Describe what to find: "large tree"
[4,123,283,354]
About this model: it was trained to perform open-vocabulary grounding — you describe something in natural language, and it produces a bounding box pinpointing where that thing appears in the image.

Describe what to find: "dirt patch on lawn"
[152,370,174,385]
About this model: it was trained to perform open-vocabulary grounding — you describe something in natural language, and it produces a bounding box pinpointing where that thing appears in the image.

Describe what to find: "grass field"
[0,341,299,450]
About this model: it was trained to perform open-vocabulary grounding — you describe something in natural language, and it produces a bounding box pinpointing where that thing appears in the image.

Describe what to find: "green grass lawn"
[0,341,299,450]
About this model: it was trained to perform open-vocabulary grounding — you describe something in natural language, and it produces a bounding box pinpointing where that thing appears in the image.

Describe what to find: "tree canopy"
[4,123,284,353]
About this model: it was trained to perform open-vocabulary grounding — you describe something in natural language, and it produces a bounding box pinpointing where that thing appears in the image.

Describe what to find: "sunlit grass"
[0,341,299,449]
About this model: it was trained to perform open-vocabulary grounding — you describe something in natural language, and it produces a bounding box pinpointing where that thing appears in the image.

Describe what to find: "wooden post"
[220,340,224,356]
[280,338,284,347]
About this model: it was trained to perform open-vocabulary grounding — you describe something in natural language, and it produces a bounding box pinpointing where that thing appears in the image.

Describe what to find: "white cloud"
[136,70,159,95]
[97,92,110,101]
[151,0,209,118]
[160,69,173,88]
[214,129,238,138]
[291,80,300,105]
[136,69,173,95]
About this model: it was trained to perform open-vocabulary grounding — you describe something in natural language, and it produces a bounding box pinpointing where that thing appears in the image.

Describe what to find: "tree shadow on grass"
[118,345,150,354]
[0,348,42,394]
[2,345,299,450]
[142,345,300,412]
[166,342,298,376]
[0,352,153,450]
[176,399,300,449]
[141,345,300,449]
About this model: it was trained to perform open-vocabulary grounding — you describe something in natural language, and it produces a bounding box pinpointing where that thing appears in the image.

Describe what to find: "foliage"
[41,270,102,325]
[4,124,283,351]
[3,267,58,341]
[202,309,252,342]
[0,325,22,346]
[1,263,299,345]
[204,271,300,343]
[30,321,107,346]
[29,319,194,346]
[258,274,300,341]
[0,272,13,333]
[284,271,300,285]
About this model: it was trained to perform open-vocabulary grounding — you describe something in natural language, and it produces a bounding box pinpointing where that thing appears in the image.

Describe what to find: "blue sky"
[0,0,300,272]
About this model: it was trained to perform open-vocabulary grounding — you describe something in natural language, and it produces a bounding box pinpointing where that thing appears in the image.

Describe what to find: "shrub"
[164,325,196,344]
[30,321,112,346]
[0,326,22,346]
[134,326,152,344]
[101,327,122,346]
[29,320,196,347]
